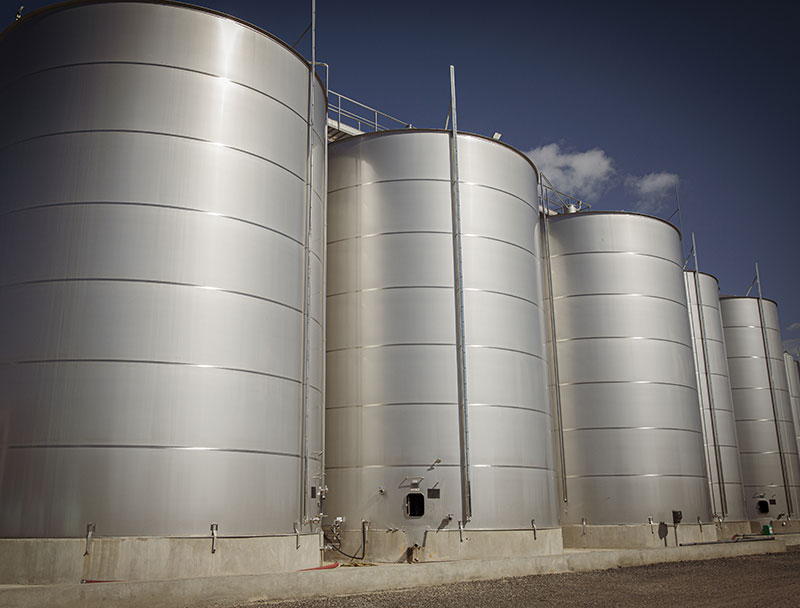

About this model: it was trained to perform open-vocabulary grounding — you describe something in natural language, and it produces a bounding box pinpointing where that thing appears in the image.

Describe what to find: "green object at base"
[762,524,774,535]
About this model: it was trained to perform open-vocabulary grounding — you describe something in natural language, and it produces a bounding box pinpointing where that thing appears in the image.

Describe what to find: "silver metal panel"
[325,130,557,541]
[684,271,746,520]
[0,1,326,537]
[548,212,711,524]
[789,354,800,457]
[720,297,800,519]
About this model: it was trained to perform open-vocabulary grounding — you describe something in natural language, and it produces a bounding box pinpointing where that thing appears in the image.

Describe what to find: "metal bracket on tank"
[581,517,587,536]
[83,522,95,556]
[293,522,300,550]
[210,522,218,554]
[531,519,537,541]
[648,517,655,534]
[401,477,424,489]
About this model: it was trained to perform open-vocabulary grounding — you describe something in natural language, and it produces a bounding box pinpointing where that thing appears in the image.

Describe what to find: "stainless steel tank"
[548,212,711,524]
[684,271,746,520]
[0,1,326,537]
[325,130,558,542]
[791,356,800,456]
[785,353,800,459]
[720,297,800,520]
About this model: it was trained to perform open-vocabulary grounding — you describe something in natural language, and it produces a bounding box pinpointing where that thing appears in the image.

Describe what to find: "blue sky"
[4,0,799,353]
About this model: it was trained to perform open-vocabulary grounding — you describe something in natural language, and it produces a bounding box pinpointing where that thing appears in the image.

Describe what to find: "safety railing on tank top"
[328,90,413,134]
[539,177,592,215]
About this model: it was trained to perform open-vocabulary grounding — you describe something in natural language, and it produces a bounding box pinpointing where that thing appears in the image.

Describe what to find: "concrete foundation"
[0,538,784,608]
[562,521,753,549]
[0,534,321,585]
[329,527,563,563]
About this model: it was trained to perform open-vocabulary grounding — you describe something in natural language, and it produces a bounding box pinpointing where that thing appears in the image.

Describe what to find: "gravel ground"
[238,546,800,608]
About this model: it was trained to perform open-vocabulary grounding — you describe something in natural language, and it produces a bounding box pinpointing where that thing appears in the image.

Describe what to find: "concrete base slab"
[772,533,800,546]
[329,528,563,563]
[562,523,719,549]
[418,528,563,562]
[0,535,321,585]
[716,521,754,539]
[0,538,784,608]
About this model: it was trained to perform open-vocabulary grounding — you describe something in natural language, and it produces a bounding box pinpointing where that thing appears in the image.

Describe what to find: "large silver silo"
[325,130,558,545]
[790,355,800,456]
[784,354,800,452]
[720,297,800,520]
[684,271,746,520]
[548,212,711,525]
[0,1,326,537]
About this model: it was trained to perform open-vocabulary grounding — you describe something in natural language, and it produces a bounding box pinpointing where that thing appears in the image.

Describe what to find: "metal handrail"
[328,90,412,133]
[539,179,592,214]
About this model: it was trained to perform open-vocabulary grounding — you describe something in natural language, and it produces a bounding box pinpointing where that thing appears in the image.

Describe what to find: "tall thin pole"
[692,234,726,518]
[449,65,471,525]
[755,262,794,516]
[318,58,328,526]
[299,0,316,528]
[539,179,567,504]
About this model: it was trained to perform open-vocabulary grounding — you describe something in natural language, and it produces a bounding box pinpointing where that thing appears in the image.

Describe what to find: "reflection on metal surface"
[552,292,688,306]
[558,380,697,389]
[720,297,800,520]
[549,250,684,267]
[556,335,692,349]
[328,178,538,212]
[2,200,312,249]
[1,358,325,391]
[566,473,709,479]
[4,129,307,180]
[3,61,312,122]
[563,426,704,435]
[325,130,558,543]
[1,277,306,314]
[8,444,314,459]
[326,342,546,361]
[549,212,711,524]
[0,1,326,537]
[329,463,552,470]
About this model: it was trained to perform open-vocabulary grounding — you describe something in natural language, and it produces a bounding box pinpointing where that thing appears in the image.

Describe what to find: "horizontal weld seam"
[327,178,538,214]
[0,130,306,182]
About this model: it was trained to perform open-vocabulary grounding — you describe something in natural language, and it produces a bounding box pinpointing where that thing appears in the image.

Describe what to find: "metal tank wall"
[720,297,800,520]
[548,212,711,525]
[790,355,800,455]
[684,271,746,520]
[325,130,558,542]
[0,1,326,537]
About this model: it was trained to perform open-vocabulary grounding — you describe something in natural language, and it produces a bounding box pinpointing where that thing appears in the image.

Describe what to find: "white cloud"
[526,143,614,200]
[786,322,800,332]
[624,172,680,214]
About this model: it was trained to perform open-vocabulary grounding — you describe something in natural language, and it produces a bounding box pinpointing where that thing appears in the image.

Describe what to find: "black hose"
[322,522,367,560]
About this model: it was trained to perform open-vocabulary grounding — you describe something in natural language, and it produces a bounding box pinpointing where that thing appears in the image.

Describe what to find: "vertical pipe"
[319,58,328,525]
[448,65,471,524]
[691,234,726,517]
[303,61,329,526]
[299,0,316,528]
[755,263,794,517]
[539,181,567,504]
